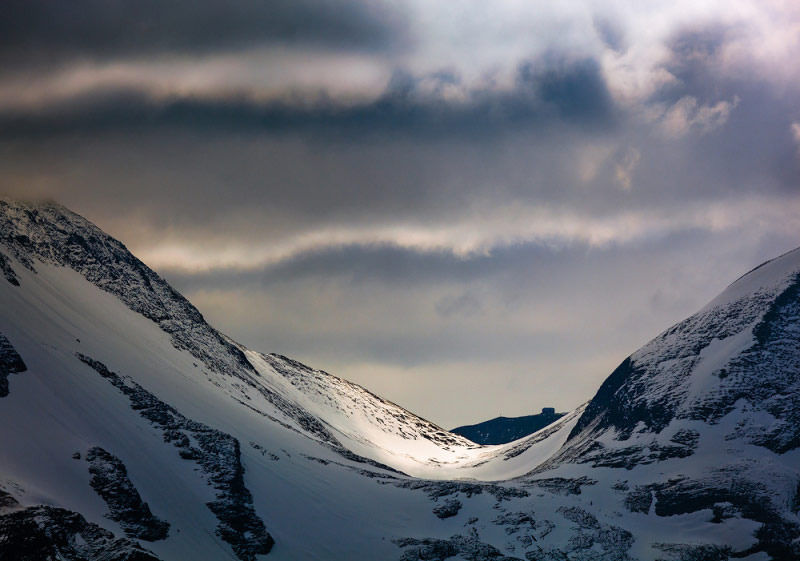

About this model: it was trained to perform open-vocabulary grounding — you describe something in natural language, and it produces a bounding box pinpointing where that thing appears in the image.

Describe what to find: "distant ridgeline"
[451,408,566,445]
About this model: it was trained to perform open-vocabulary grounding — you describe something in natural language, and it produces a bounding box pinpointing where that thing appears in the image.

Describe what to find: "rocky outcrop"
[86,446,170,541]
[0,504,162,561]
[392,478,529,503]
[0,252,18,286]
[396,528,522,561]
[0,332,26,398]
[77,354,274,560]
[624,468,800,559]
[433,499,462,519]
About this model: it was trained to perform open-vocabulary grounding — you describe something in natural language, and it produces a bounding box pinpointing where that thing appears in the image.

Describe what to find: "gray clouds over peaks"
[0,0,406,66]
[2,0,800,426]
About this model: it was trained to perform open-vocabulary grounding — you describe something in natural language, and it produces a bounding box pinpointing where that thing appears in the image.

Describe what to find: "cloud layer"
[2,0,799,426]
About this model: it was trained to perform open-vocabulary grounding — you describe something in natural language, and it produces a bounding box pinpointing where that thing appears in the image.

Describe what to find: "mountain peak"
[0,196,255,378]
[563,243,800,462]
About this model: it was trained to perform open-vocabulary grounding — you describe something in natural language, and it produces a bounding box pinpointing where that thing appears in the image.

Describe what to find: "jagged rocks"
[250,442,280,461]
[0,504,162,561]
[77,353,274,560]
[652,543,732,561]
[0,489,19,511]
[624,469,800,559]
[524,477,596,496]
[0,252,18,286]
[433,499,463,519]
[393,479,529,503]
[86,446,170,541]
[492,511,537,535]
[569,437,698,470]
[555,507,634,560]
[0,332,26,398]
[395,528,522,561]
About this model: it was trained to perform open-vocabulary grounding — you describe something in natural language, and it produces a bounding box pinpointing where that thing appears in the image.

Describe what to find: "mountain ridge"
[452,409,567,445]
[1,197,799,560]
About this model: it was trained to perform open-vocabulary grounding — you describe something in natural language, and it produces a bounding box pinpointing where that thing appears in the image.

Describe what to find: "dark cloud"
[652,24,735,104]
[632,22,800,200]
[0,0,406,69]
[0,57,617,139]
[593,15,627,53]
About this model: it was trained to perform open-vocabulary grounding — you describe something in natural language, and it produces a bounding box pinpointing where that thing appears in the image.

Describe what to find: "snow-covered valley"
[1,197,799,560]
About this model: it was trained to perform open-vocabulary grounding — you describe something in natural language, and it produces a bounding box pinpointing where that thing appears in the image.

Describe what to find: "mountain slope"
[1,196,799,560]
[540,247,800,559]
[567,247,800,453]
[0,197,529,479]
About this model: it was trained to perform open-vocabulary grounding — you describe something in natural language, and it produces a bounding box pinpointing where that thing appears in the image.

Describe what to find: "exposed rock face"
[624,468,800,560]
[0,252,18,286]
[0,489,20,511]
[77,354,274,560]
[553,507,634,560]
[392,478,529,503]
[651,543,731,561]
[0,332,26,397]
[0,504,162,561]
[523,477,596,496]
[433,498,463,519]
[396,528,522,561]
[567,255,800,455]
[86,446,170,541]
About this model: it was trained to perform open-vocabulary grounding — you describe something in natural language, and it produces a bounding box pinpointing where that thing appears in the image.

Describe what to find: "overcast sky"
[2,0,799,427]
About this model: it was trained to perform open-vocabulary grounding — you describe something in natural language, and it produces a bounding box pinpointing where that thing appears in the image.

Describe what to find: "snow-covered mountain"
[1,196,799,560]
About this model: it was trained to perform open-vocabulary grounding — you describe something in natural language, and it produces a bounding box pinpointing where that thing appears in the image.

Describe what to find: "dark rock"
[625,468,800,559]
[77,354,274,560]
[0,504,162,561]
[433,499,463,519]
[86,446,170,541]
[492,511,537,535]
[0,489,20,511]
[392,479,528,502]
[652,542,731,561]
[395,528,522,560]
[0,332,26,398]
[0,252,19,286]
[556,506,634,559]
[249,442,280,461]
[524,477,596,496]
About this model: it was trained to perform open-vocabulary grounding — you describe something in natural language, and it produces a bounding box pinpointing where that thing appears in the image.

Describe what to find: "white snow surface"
[1,199,799,560]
